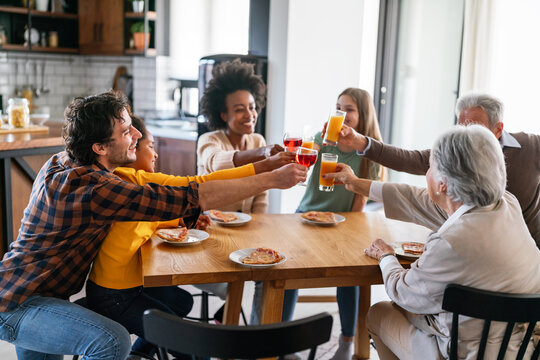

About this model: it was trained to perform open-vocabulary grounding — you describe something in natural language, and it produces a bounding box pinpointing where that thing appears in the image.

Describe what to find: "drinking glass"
[322,109,346,146]
[295,147,318,186]
[302,135,315,149]
[319,153,338,191]
[283,131,303,152]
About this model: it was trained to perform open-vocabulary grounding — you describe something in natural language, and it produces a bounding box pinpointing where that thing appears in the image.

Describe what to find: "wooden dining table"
[141,212,431,359]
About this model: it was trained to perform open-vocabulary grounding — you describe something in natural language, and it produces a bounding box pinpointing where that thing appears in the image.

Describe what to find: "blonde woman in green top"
[296,88,386,360]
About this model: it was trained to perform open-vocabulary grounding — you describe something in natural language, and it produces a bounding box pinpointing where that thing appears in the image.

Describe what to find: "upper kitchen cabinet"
[78,0,124,55]
[0,0,79,53]
[124,0,157,56]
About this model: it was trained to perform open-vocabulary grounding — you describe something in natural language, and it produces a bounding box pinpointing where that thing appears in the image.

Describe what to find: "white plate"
[157,229,209,246]
[393,242,424,260]
[229,248,287,268]
[300,213,346,226]
[205,211,252,226]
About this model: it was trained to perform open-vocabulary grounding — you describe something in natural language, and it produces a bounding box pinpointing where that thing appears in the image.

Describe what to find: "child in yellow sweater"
[85,116,287,357]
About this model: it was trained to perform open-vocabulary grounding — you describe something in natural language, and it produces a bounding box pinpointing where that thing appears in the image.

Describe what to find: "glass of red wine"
[295,147,318,186]
[283,131,303,152]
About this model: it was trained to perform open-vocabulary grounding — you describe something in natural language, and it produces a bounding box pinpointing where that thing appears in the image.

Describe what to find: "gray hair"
[455,93,504,128]
[430,125,506,207]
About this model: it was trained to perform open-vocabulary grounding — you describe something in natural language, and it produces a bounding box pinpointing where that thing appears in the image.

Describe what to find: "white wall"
[168,0,249,80]
[266,0,379,213]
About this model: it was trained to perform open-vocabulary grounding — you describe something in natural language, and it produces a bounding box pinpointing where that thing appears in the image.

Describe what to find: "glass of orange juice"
[323,109,346,146]
[319,153,338,191]
[302,135,315,149]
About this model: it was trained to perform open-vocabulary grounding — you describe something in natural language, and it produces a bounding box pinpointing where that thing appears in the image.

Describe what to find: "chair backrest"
[143,309,333,360]
[442,284,540,360]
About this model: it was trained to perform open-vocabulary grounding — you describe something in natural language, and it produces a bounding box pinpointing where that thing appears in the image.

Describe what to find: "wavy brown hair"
[63,91,130,165]
[200,59,266,130]
[338,88,387,181]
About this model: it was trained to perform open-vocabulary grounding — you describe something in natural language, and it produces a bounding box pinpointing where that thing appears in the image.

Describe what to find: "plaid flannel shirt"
[0,151,200,312]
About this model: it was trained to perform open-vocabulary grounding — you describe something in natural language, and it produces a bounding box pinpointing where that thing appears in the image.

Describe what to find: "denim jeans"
[86,280,193,356]
[250,281,299,325]
[337,286,359,337]
[0,295,131,360]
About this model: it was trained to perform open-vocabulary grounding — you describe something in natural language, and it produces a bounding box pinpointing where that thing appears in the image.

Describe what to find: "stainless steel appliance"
[197,54,268,139]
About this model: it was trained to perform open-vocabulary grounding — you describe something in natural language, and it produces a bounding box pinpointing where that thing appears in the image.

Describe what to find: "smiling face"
[458,106,503,139]
[336,94,360,130]
[97,108,142,170]
[131,130,158,172]
[220,90,258,136]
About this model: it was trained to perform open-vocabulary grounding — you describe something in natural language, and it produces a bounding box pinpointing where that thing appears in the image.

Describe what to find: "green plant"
[130,22,151,34]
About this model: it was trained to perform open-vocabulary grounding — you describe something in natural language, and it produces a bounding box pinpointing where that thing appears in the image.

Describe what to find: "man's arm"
[324,123,431,175]
[198,163,307,210]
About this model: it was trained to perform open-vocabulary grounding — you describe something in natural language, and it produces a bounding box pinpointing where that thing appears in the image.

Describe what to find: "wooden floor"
[0,283,388,359]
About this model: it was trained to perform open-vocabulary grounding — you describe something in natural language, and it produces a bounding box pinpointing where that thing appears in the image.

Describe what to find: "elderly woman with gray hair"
[325,124,540,359]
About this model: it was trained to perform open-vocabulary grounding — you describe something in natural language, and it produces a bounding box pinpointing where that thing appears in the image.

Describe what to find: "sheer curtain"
[460,0,540,134]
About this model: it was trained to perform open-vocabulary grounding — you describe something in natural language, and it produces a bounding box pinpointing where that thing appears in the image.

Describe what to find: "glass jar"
[7,98,30,128]
[48,31,58,48]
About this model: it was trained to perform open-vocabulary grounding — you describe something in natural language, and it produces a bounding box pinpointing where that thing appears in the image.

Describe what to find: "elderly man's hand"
[321,122,368,151]
[269,163,307,189]
[365,238,395,261]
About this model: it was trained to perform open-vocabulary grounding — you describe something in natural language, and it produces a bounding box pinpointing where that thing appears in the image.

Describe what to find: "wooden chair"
[143,309,333,360]
[442,284,540,360]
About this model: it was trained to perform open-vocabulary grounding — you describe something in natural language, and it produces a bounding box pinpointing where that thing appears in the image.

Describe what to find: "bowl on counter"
[30,113,50,126]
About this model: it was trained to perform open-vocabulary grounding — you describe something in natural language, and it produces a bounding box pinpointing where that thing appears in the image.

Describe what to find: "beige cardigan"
[379,183,540,359]
[197,130,268,213]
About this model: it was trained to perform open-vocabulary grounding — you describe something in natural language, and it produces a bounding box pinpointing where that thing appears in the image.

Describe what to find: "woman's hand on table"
[365,238,395,261]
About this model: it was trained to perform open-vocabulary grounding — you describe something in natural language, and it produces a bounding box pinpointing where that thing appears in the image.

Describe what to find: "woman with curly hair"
[197,59,293,214]
[196,59,297,329]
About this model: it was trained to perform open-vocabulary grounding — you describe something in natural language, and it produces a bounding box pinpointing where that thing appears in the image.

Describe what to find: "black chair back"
[442,284,540,360]
[143,309,333,360]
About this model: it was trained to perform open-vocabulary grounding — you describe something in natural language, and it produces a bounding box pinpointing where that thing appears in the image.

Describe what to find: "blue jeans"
[86,280,193,356]
[0,295,131,360]
[337,286,359,337]
[250,282,298,324]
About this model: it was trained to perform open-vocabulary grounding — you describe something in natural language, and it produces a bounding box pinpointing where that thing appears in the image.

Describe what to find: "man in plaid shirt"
[0,91,306,359]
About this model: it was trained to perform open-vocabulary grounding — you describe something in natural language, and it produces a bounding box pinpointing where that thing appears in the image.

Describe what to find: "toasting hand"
[270,163,308,189]
[322,163,372,196]
[321,123,369,151]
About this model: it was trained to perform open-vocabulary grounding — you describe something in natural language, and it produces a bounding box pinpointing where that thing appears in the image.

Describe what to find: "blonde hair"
[338,88,387,181]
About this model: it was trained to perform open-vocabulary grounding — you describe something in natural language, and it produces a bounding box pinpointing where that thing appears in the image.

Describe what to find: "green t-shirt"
[297,132,379,213]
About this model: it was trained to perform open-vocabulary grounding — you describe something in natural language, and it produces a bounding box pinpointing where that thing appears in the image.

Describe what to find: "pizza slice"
[401,242,425,255]
[208,209,238,222]
[241,247,283,265]
[156,227,189,242]
[301,211,336,223]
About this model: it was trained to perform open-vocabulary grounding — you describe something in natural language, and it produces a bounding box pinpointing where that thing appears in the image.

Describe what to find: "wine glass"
[295,147,318,186]
[283,131,303,152]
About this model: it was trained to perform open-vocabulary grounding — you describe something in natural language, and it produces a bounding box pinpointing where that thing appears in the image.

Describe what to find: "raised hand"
[323,163,372,196]
[270,163,308,189]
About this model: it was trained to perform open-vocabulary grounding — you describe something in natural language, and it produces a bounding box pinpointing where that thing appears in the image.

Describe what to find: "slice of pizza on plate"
[401,242,424,255]
[208,209,238,222]
[242,247,283,265]
[301,211,336,223]
[155,227,188,242]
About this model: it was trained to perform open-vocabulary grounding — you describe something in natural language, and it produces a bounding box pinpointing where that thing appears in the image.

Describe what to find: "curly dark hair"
[63,90,131,165]
[130,114,148,147]
[200,59,266,130]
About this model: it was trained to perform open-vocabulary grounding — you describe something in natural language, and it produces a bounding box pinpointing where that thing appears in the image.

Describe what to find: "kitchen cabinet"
[0,4,78,53]
[124,0,157,56]
[78,0,123,55]
[154,136,196,176]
